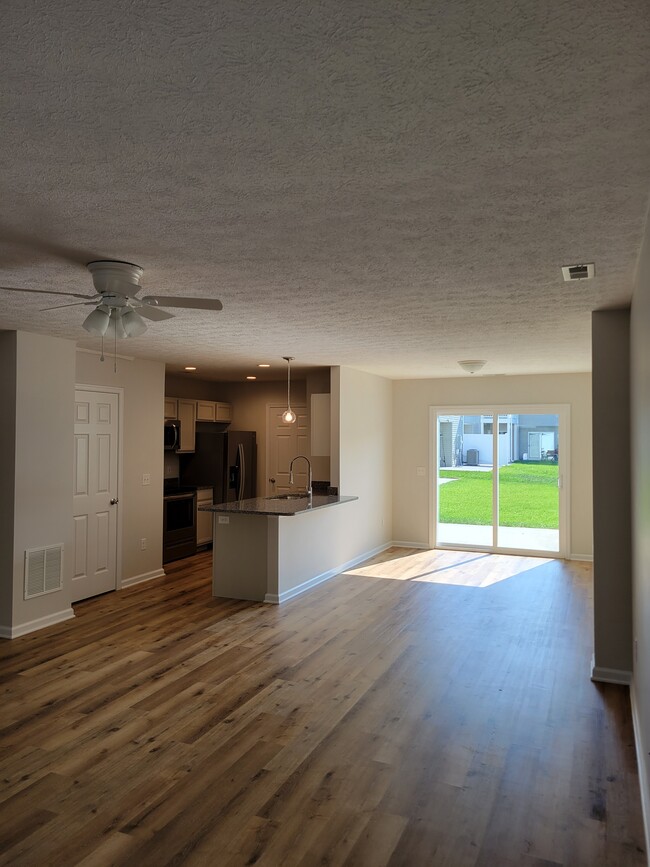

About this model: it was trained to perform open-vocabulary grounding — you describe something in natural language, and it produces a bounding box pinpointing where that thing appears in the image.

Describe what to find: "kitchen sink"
[267,493,309,500]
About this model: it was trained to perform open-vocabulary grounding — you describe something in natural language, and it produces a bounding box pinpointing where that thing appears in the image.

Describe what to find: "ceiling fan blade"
[141,295,223,311]
[136,304,176,322]
[0,285,94,300]
[40,300,98,311]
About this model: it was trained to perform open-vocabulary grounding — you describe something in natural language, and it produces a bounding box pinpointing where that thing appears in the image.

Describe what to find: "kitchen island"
[200,494,358,603]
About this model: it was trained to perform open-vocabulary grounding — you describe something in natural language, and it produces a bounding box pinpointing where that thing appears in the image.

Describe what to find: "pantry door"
[72,387,122,601]
[266,404,309,495]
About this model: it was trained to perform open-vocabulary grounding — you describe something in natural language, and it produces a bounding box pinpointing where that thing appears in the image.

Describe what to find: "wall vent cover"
[24,544,64,599]
[562,263,595,281]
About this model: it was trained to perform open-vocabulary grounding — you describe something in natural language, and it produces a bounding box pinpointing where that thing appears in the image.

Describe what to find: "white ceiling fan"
[0,259,223,338]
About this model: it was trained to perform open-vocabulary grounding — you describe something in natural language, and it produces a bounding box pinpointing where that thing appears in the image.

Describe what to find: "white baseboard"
[121,568,166,589]
[570,553,594,562]
[590,655,632,685]
[630,682,650,860]
[264,541,394,605]
[390,540,431,550]
[0,607,75,640]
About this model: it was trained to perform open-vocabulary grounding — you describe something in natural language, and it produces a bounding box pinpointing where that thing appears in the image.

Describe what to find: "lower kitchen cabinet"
[196,488,214,546]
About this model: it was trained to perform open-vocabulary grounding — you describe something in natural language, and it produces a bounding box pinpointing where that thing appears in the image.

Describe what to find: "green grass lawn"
[439,461,559,528]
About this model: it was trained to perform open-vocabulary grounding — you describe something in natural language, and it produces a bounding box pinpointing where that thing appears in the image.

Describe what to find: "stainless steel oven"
[163,487,197,563]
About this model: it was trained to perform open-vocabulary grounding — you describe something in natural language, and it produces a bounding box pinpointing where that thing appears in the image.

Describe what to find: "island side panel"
[276,504,354,598]
[212,513,270,602]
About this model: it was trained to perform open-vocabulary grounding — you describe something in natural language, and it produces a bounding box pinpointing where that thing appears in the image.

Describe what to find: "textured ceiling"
[1,0,650,380]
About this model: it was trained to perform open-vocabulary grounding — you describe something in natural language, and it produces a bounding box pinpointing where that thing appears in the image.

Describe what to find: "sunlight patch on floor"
[345,548,553,588]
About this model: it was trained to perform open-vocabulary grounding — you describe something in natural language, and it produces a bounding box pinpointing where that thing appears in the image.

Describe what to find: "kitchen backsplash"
[164,452,179,479]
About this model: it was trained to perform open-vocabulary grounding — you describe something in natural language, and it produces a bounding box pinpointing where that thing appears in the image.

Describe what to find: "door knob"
[269,478,276,483]
[110,498,119,505]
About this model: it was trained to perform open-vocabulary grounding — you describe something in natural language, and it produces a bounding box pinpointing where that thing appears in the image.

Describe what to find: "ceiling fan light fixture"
[282,356,296,424]
[82,305,111,336]
[120,307,147,337]
[458,359,487,375]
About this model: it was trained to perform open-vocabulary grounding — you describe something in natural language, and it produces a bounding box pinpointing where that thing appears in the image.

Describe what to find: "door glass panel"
[437,414,493,548]
[497,414,559,552]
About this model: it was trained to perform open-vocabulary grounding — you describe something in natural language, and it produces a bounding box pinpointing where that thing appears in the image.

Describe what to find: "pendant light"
[282,356,296,424]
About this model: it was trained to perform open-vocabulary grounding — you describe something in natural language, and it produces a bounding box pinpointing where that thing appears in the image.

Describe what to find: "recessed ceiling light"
[184,366,197,371]
[246,375,256,380]
[258,363,271,368]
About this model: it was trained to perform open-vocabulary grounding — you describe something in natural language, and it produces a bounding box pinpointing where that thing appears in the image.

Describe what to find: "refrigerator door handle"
[238,443,245,500]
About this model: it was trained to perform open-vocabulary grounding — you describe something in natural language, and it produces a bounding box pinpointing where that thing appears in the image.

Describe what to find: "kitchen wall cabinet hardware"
[311,393,331,456]
[196,487,214,546]
[164,397,178,419]
[177,399,196,452]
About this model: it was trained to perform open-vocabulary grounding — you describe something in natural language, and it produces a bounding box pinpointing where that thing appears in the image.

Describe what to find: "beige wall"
[0,332,76,636]
[392,373,593,558]
[306,368,331,482]
[331,366,393,556]
[76,350,165,584]
[631,214,650,826]
[592,310,632,675]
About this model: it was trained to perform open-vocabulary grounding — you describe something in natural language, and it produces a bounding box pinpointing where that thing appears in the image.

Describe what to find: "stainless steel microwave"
[164,419,181,450]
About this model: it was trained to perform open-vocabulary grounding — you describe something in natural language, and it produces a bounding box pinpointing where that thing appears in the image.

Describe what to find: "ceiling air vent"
[561,263,595,281]
[24,544,64,599]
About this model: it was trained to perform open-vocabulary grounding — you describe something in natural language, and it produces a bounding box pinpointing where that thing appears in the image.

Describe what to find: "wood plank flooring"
[0,548,646,866]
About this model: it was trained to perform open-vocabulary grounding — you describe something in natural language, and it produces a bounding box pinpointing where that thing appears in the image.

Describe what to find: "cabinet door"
[196,400,216,422]
[196,488,214,545]
[177,399,196,452]
[164,397,178,419]
[216,402,232,422]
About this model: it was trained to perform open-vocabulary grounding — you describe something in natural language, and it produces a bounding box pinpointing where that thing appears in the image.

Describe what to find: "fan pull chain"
[100,335,105,362]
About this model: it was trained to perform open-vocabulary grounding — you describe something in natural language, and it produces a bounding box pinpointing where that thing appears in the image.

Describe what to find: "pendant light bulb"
[282,356,296,425]
[282,408,297,424]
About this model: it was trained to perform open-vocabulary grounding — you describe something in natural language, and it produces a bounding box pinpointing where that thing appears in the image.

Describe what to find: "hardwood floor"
[0,548,646,866]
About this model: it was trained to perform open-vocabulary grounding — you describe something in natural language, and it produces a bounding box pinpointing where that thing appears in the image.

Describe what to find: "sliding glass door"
[433,407,567,556]
[437,414,493,548]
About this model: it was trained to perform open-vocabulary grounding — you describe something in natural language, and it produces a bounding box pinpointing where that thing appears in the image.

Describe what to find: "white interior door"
[72,389,120,602]
[266,404,308,495]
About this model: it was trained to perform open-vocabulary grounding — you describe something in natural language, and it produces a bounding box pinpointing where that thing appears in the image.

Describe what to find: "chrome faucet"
[289,455,312,496]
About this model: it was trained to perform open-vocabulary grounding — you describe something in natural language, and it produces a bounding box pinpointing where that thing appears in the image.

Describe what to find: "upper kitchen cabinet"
[177,399,196,452]
[164,397,178,419]
[196,400,233,423]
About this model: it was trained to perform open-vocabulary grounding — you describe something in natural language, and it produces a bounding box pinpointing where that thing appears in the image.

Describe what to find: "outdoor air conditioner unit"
[466,449,479,466]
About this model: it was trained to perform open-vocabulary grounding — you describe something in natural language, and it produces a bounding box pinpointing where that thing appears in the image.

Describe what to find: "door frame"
[74,384,124,591]
[429,404,571,558]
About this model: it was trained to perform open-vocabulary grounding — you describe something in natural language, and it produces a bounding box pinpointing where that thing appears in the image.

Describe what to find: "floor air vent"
[24,545,64,599]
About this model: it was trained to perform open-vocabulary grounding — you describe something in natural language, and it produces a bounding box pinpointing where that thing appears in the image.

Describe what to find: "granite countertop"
[199,494,358,516]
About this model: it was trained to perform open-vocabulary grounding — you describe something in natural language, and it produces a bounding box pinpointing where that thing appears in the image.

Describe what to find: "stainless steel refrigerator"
[180,429,257,503]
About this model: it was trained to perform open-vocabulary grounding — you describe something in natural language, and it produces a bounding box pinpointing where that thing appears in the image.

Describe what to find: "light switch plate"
[218,516,230,524]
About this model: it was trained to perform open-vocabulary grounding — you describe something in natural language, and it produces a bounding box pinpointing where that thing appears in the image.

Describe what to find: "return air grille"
[561,263,595,281]
[24,545,64,599]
